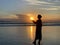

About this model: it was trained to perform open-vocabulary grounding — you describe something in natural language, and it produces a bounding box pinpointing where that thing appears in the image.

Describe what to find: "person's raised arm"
[32,20,37,24]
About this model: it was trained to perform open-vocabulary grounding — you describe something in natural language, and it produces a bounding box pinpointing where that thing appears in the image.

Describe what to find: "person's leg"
[33,38,36,45]
[38,39,40,45]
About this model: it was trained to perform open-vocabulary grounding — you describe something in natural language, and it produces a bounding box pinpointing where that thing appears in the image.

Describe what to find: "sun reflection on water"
[27,26,35,40]
[30,26,33,40]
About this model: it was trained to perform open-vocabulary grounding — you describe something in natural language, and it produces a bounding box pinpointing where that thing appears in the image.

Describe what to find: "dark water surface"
[0,26,60,45]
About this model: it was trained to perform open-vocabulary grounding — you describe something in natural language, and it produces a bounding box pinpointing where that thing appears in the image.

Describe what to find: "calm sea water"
[0,26,60,45]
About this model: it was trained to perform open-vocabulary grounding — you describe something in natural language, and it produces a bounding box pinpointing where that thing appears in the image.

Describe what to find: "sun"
[30,17,34,20]
[26,13,34,20]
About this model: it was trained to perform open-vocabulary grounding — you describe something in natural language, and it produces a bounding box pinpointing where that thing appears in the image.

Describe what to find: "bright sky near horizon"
[0,0,60,23]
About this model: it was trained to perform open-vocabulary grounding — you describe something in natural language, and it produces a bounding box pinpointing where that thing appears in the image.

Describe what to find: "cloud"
[52,0,60,2]
[40,8,59,10]
[0,14,18,19]
[24,0,52,5]
[16,14,32,23]
[46,8,59,10]
[51,6,60,9]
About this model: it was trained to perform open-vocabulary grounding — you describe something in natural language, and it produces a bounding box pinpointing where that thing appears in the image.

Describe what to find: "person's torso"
[36,20,42,27]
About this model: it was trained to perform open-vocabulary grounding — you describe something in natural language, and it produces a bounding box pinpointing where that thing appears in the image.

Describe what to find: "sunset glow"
[30,17,34,20]
[0,0,60,23]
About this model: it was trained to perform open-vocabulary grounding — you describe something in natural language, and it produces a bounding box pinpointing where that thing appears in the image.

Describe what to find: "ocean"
[0,25,60,45]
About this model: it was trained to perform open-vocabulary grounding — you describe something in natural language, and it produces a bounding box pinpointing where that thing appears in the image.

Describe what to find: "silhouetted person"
[33,14,42,45]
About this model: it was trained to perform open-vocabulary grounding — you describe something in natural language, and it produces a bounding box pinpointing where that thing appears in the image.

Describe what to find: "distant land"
[0,21,60,26]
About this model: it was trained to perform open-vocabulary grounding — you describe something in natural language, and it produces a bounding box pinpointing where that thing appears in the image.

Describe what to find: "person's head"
[37,14,42,20]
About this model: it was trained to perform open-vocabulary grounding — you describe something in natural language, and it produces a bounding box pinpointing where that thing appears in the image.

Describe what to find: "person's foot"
[33,41,36,45]
[38,42,40,45]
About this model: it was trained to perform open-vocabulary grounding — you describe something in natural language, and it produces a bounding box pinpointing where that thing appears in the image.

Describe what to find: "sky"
[0,0,60,23]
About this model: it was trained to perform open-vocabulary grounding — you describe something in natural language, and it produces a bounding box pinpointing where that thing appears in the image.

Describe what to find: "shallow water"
[0,26,60,45]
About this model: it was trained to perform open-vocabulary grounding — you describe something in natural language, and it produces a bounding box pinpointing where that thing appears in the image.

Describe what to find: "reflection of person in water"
[33,14,42,45]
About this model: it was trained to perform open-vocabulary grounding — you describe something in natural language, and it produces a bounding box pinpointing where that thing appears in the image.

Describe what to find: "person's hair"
[38,14,42,18]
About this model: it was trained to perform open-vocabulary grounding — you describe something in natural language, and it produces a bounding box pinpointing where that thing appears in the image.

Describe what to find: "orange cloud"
[0,14,18,19]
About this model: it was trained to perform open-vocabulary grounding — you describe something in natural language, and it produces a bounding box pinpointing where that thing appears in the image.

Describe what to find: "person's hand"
[32,20,35,23]
[32,20,36,24]
[32,20,34,22]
